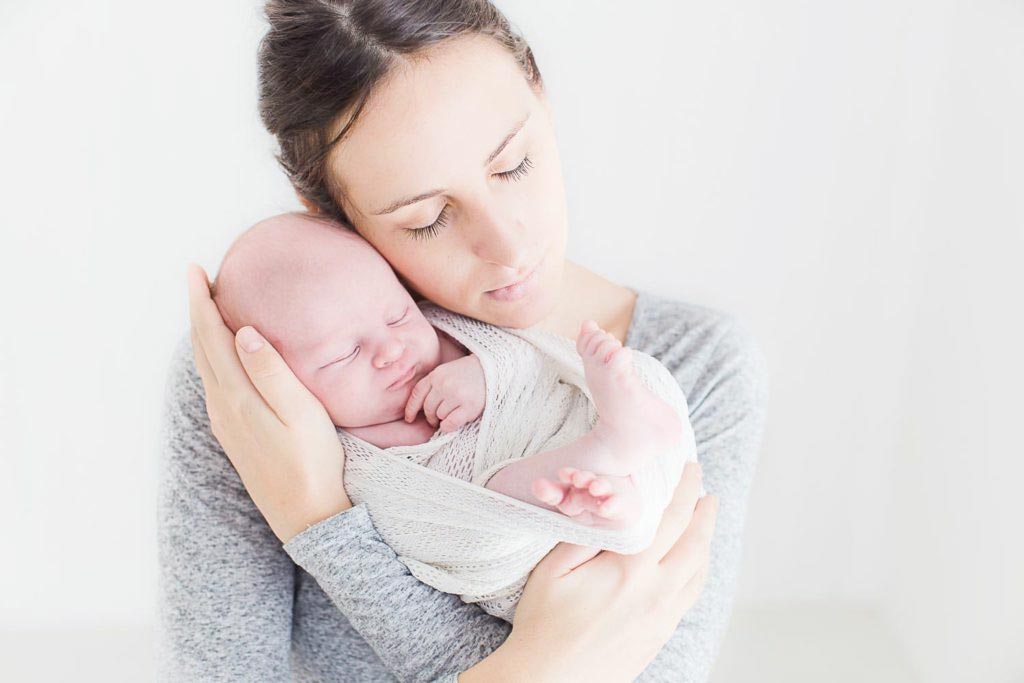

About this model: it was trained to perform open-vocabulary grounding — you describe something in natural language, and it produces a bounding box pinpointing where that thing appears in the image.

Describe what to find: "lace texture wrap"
[338,304,697,621]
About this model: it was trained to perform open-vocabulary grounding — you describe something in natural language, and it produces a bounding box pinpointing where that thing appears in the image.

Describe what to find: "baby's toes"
[585,329,612,358]
[570,469,597,489]
[557,489,587,517]
[588,477,613,497]
[605,345,632,374]
[531,477,566,506]
[595,336,623,364]
[597,494,623,519]
[557,467,579,485]
[576,320,600,354]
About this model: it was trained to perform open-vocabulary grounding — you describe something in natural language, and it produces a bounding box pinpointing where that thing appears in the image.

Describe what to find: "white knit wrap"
[338,304,697,621]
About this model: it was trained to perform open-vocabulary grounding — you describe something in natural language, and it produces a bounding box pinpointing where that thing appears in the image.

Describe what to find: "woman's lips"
[485,263,540,302]
[387,364,417,391]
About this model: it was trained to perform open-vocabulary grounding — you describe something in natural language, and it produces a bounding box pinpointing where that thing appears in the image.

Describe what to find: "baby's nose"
[373,338,406,369]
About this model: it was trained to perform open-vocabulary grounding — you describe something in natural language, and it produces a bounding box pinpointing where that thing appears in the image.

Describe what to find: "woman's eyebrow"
[483,114,530,165]
[371,114,531,216]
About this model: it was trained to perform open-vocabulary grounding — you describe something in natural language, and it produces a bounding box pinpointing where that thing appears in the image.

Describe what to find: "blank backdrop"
[0,1,1021,681]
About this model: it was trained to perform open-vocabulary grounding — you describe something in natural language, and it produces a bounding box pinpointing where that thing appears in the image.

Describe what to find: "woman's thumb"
[235,326,315,426]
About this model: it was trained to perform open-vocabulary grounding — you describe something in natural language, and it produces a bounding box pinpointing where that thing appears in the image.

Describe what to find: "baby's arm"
[404,354,486,433]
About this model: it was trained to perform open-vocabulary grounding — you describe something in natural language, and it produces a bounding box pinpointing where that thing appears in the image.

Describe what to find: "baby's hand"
[404,355,486,433]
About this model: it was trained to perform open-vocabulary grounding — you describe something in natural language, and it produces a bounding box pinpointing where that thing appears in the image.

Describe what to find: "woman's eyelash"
[409,206,451,241]
[496,154,533,182]
[405,155,534,240]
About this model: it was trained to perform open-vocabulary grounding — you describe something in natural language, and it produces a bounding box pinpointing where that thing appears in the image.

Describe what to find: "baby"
[212,212,685,528]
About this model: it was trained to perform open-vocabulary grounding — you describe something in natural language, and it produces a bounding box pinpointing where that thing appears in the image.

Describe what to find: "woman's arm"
[184,265,719,682]
[183,264,516,681]
[283,504,515,682]
[627,296,769,682]
[160,333,493,682]
[157,335,295,680]
[285,462,718,683]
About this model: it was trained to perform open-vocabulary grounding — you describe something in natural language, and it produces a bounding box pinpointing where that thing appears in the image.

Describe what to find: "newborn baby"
[212,212,695,618]
[213,212,683,526]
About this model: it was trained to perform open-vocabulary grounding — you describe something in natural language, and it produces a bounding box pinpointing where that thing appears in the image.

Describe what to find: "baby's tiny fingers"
[405,377,432,422]
[435,399,456,421]
[423,390,443,426]
[439,406,469,433]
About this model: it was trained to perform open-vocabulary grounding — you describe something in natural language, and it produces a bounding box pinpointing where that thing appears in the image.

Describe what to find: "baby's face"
[217,216,442,428]
[278,251,442,429]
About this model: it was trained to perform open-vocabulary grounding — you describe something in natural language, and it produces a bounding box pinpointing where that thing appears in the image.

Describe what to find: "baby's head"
[212,212,442,428]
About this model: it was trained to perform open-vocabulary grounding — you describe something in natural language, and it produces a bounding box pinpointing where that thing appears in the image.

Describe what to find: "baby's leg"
[485,439,643,529]
[485,320,683,528]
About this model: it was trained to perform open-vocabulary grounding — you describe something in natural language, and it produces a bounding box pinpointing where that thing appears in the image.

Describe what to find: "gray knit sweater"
[157,290,768,682]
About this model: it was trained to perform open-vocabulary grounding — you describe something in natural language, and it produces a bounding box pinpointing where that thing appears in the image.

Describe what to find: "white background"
[1,1,1021,681]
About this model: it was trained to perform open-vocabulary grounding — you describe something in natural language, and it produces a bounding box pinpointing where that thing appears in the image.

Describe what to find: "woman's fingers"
[187,264,222,387]
[534,542,602,578]
[660,493,717,573]
[673,552,711,615]
[187,263,248,395]
[234,326,322,428]
[190,326,217,393]
[640,461,703,562]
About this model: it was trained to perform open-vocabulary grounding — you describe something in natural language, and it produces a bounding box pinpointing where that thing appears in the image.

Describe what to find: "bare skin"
[186,31,718,683]
[485,320,684,527]
[213,213,682,528]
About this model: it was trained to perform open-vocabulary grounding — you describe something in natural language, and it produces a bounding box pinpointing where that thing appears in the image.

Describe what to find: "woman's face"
[327,34,569,329]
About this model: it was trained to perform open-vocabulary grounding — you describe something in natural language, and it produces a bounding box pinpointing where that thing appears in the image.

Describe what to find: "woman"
[161,1,767,680]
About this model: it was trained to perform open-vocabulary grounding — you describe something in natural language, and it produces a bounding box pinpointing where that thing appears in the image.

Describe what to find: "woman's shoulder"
[626,290,768,410]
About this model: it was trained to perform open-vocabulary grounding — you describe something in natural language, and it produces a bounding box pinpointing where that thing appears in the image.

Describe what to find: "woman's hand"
[466,462,716,683]
[187,263,352,543]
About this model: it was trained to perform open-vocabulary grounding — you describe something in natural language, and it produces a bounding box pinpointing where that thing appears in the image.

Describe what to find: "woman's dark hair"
[258,0,543,223]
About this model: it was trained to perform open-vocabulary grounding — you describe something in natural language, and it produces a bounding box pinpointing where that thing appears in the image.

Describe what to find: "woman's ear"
[296,191,321,215]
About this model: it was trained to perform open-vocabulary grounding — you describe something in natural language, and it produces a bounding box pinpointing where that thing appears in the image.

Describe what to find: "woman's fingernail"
[237,327,265,353]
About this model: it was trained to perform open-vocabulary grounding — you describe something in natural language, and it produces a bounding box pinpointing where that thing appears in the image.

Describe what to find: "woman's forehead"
[328,34,541,218]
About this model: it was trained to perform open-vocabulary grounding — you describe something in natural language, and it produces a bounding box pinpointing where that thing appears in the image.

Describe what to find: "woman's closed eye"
[495,154,533,183]
[405,155,534,241]
[320,346,359,369]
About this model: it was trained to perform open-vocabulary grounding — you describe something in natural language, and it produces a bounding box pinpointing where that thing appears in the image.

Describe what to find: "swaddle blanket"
[338,303,697,621]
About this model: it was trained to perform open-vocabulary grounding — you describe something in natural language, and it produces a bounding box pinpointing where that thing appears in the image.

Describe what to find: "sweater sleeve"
[284,506,511,682]
[627,294,769,682]
[158,334,510,683]
[157,335,296,681]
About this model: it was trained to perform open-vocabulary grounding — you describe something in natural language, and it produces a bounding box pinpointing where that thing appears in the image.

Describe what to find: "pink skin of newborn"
[213,213,478,448]
[213,213,682,527]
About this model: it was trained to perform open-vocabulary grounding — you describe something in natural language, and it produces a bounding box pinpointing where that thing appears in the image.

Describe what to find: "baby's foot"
[576,320,683,475]
[531,467,643,529]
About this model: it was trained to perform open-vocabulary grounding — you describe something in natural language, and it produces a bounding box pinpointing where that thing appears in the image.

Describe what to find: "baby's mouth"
[387,364,418,391]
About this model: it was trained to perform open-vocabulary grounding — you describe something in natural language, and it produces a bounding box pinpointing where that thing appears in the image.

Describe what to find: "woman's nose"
[470,205,531,270]
[372,337,406,369]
